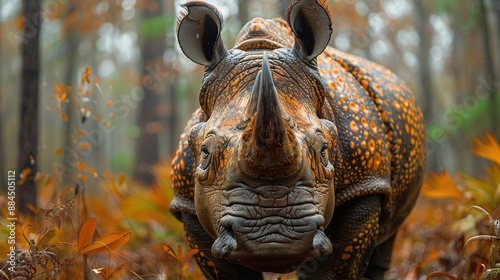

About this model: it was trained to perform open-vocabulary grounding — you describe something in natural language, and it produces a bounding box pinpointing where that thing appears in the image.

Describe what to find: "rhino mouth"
[211,185,332,273]
[212,218,331,273]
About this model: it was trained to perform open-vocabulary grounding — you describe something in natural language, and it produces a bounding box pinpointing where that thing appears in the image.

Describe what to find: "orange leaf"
[421,170,465,200]
[36,230,56,251]
[102,121,109,128]
[78,218,97,249]
[180,248,200,262]
[162,244,178,260]
[472,132,500,165]
[60,92,67,102]
[106,100,113,107]
[63,85,72,92]
[80,142,90,149]
[88,168,98,178]
[16,16,24,30]
[43,176,52,187]
[54,82,62,93]
[34,172,44,183]
[54,147,62,155]
[52,93,58,100]
[162,244,199,262]
[61,112,69,121]
[118,174,125,185]
[18,176,27,186]
[78,162,87,171]
[79,174,88,181]
[81,66,92,84]
[19,167,32,184]
[109,264,126,277]
[78,231,131,255]
[77,130,86,136]
[177,244,182,259]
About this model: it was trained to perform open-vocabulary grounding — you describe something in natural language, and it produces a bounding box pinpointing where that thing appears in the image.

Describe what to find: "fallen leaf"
[78,218,97,249]
[78,231,131,255]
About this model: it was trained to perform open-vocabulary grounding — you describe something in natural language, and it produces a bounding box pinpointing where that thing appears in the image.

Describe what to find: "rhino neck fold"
[238,53,301,179]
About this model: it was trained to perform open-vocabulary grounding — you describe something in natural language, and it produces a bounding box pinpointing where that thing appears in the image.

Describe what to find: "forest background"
[1,0,500,279]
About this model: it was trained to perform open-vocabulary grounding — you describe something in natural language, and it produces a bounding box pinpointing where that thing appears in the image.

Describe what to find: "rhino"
[169,0,426,279]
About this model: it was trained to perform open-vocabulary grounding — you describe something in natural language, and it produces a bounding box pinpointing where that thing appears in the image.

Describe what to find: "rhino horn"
[243,71,261,121]
[239,53,301,178]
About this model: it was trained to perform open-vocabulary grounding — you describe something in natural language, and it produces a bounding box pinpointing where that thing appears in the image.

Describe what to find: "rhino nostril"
[212,227,237,258]
[312,228,332,257]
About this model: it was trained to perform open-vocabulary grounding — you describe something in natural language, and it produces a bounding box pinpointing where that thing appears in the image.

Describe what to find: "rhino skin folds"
[170,1,425,279]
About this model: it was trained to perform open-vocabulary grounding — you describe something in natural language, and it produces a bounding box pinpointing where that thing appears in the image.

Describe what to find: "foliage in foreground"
[0,162,204,279]
[388,132,500,280]
[0,66,201,279]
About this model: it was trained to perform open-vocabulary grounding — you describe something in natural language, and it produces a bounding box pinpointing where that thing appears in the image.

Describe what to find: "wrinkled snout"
[211,184,333,273]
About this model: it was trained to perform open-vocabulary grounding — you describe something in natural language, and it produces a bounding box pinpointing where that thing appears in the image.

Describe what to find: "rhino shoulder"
[170,108,207,220]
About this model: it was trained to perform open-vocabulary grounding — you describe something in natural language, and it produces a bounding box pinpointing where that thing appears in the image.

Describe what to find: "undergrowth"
[0,162,201,279]
[388,132,500,279]
[0,67,200,279]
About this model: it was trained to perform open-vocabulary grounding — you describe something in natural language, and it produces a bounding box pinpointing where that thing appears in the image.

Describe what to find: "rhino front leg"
[364,233,396,279]
[298,195,382,280]
[180,212,264,280]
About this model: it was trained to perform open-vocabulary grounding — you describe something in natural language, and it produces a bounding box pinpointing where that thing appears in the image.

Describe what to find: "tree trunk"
[494,0,500,138]
[164,0,178,158]
[415,0,437,171]
[481,0,500,137]
[62,0,78,185]
[0,1,4,189]
[133,0,165,185]
[18,0,41,214]
[238,0,250,24]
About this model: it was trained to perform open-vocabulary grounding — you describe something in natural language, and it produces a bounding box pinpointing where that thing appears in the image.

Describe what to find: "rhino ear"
[177,1,227,66]
[287,0,332,61]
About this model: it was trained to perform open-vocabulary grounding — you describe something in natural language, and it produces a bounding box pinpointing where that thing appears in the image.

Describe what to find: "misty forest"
[1,0,500,279]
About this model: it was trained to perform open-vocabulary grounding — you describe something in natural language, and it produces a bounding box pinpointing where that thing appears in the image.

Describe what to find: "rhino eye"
[320,143,329,167]
[201,145,210,159]
[199,135,215,171]
[200,144,212,170]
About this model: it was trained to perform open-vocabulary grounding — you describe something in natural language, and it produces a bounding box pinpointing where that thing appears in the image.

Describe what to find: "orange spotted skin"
[319,48,426,237]
[171,4,425,279]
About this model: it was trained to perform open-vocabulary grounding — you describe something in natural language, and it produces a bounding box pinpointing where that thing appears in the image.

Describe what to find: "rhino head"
[177,0,338,273]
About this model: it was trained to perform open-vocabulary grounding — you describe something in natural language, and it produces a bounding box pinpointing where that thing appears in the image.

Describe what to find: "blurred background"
[0,0,500,279]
